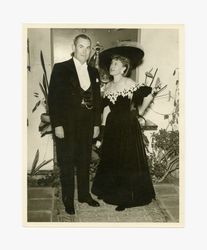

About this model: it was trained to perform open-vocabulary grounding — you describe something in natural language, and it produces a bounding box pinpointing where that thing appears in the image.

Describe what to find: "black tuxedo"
[48,58,101,206]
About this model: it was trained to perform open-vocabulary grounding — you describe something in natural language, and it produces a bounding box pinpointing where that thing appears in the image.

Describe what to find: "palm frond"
[32,100,41,113]
[30,149,39,175]
[41,130,52,137]
[44,72,49,90]
[168,155,179,169]
[163,147,175,160]
[39,122,50,132]
[39,82,47,101]
[156,155,179,183]
[32,159,53,175]
[42,74,48,95]
[40,51,49,85]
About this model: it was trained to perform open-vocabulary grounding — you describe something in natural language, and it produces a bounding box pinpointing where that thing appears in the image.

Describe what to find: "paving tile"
[107,216,120,222]
[154,184,178,197]
[57,214,79,222]
[160,197,179,208]
[28,187,54,199]
[79,216,107,222]
[166,207,179,222]
[118,214,147,222]
[28,199,53,211]
[28,211,52,222]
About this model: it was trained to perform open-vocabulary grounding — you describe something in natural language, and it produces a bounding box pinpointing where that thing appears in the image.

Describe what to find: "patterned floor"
[55,195,167,223]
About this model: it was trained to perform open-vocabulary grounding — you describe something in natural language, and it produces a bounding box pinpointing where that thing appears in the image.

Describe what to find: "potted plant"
[29,51,58,185]
[32,51,52,137]
[147,68,180,183]
[28,149,55,187]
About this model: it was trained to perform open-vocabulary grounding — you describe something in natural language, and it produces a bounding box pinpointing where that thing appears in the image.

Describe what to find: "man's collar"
[73,57,87,68]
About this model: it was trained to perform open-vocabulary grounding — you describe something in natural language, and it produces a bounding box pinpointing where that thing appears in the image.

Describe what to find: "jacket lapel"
[88,66,94,89]
[65,58,81,89]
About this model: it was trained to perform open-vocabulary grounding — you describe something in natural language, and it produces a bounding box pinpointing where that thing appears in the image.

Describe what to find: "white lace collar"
[104,79,140,104]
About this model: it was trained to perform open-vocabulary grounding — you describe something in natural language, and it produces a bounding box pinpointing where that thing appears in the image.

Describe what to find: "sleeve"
[101,96,109,112]
[95,125,105,142]
[93,68,102,126]
[48,64,65,128]
[132,86,152,106]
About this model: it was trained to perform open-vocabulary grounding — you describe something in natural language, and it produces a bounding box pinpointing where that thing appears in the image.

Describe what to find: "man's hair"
[111,55,131,76]
[73,34,92,46]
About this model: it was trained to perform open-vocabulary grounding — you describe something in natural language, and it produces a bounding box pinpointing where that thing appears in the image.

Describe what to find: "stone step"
[28,211,52,222]
[28,187,55,199]
[28,198,53,211]
[27,187,56,222]
[154,183,178,197]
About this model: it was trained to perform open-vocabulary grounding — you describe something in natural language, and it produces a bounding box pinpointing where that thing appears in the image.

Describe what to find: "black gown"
[91,85,156,207]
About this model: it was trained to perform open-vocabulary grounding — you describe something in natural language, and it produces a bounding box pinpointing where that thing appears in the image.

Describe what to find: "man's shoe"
[79,197,100,207]
[115,205,125,211]
[65,205,75,215]
[63,196,75,215]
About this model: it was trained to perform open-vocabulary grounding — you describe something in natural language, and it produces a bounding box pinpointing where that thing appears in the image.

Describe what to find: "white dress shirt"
[73,57,91,91]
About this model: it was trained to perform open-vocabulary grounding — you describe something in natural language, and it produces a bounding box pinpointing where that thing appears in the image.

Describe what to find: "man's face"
[73,37,91,64]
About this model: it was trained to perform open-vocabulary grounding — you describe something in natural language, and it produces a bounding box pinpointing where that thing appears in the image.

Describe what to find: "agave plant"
[29,149,53,176]
[32,51,52,137]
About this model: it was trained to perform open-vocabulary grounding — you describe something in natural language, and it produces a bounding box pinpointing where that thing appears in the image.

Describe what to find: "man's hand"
[93,126,100,139]
[95,140,102,148]
[55,126,64,139]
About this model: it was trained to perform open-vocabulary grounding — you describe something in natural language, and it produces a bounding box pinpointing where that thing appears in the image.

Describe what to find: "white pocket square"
[96,78,99,82]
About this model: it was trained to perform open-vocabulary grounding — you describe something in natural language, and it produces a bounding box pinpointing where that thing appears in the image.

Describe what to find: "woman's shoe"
[115,205,125,211]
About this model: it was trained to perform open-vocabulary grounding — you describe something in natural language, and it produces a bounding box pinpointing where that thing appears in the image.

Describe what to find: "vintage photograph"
[24,24,183,226]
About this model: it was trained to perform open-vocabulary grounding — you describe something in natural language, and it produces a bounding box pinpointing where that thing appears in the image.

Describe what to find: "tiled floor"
[27,183,180,223]
[56,198,166,223]
[154,184,180,222]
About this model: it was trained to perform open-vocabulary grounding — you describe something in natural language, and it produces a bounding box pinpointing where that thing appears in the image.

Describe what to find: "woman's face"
[109,59,126,76]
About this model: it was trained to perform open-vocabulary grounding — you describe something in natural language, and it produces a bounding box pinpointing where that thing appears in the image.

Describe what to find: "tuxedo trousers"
[55,107,94,205]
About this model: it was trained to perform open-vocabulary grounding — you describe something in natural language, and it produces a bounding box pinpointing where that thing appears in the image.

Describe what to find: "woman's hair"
[111,55,131,76]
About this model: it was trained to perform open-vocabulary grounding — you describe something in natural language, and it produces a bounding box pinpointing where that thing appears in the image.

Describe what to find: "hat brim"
[99,46,144,71]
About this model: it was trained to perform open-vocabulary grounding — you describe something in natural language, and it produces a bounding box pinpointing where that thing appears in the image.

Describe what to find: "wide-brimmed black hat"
[99,44,144,72]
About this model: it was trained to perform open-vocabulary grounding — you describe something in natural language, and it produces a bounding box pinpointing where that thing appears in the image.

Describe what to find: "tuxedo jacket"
[48,58,101,132]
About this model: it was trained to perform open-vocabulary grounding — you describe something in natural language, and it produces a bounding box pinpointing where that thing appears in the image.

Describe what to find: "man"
[48,34,101,215]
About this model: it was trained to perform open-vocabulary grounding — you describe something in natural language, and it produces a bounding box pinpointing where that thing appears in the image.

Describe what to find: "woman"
[91,53,156,211]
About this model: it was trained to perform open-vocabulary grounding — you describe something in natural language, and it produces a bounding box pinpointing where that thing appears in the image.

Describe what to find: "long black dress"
[91,84,156,207]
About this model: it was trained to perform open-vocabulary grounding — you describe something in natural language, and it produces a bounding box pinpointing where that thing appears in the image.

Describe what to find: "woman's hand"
[151,88,158,97]
[152,77,162,96]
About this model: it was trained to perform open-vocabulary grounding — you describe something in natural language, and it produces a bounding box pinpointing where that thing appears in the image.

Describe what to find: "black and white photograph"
[24,24,183,226]
[3,0,207,248]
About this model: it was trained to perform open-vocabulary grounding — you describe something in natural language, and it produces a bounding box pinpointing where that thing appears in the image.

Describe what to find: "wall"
[52,28,138,63]
[27,28,53,171]
[139,28,179,131]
